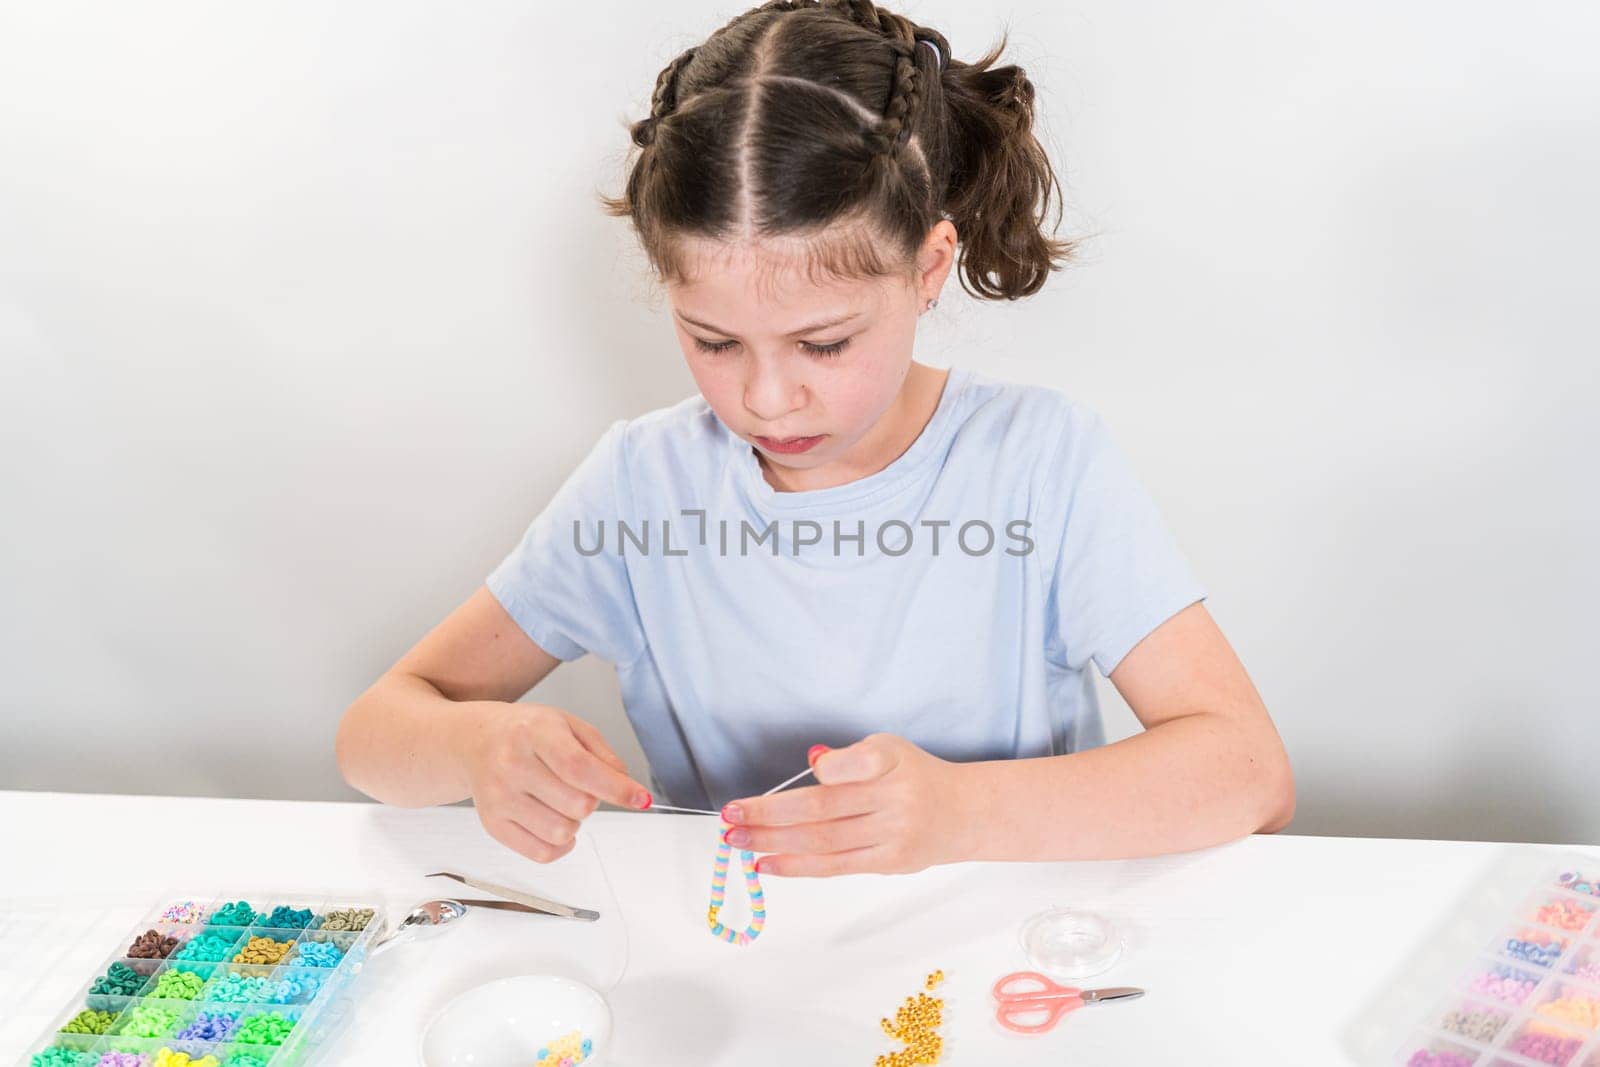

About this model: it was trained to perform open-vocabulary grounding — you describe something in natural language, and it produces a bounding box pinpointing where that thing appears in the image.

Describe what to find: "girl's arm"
[722,602,1294,874]
[337,586,564,806]
[336,586,652,862]
[955,600,1295,862]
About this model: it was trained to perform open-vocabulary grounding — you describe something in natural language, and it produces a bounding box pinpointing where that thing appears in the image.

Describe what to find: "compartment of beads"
[208,964,329,1009]
[248,903,318,935]
[1431,994,1515,1046]
[1463,959,1547,1008]
[1496,1018,1588,1066]
[1398,1029,1484,1066]
[283,932,354,971]
[23,893,383,1067]
[142,962,220,1003]
[1493,927,1572,971]
[1557,873,1600,900]
[170,929,251,966]
[121,926,199,963]
[1564,945,1600,985]
[1519,893,1600,937]
[1528,982,1600,1036]
[1386,855,1600,1067]
[309,905,374,934]
[229,933,300,969]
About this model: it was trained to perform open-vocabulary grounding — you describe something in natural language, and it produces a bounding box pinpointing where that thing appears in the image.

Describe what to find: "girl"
[336,0,1294,878]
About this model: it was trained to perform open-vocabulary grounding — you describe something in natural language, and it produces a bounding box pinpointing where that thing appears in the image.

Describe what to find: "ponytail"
[941,35,1076,299]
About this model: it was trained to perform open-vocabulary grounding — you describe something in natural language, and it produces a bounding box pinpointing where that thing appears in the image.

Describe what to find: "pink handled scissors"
[991,971,1145,1034]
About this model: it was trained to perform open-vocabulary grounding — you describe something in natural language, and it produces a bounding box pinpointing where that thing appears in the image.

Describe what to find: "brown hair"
[598,0,1076,301]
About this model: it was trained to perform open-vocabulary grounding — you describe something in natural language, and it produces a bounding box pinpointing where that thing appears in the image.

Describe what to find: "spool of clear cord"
[1018,906,1125,980]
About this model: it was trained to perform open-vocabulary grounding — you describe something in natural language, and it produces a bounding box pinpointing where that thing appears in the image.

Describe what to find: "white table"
[2,791,1591,1065]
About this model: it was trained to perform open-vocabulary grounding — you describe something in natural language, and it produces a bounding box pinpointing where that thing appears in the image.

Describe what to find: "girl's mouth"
[752,434,825,454]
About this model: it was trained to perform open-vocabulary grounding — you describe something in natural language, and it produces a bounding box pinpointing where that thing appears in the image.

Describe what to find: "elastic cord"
[584,830,631,991]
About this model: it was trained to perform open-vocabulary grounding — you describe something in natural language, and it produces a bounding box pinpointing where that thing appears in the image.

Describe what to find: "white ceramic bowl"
[419,975,612,1067]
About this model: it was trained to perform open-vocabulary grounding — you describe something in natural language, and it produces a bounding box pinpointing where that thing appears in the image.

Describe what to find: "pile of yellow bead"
[874,971,946,1067]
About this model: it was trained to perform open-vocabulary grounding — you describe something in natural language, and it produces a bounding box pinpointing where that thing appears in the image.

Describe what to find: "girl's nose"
[743,362,806,422]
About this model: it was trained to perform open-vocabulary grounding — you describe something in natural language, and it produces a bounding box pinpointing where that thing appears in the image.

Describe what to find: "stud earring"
[924,297,939,312]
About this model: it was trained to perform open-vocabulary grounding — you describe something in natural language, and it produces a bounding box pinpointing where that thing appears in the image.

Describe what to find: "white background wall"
[2,1,1595,843]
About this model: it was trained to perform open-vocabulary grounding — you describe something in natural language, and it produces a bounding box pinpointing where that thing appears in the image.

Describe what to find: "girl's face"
[666,222,956,491]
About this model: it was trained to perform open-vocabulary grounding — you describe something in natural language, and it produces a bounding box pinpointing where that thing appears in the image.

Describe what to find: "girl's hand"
[458,700,651,863]
[719,734,976,877]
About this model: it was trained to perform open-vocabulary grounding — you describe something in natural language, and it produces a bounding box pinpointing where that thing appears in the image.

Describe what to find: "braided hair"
[601,0,1073,300]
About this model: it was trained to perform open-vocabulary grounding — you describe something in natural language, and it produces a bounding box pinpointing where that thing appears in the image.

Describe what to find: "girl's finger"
[568,715,632,775]
[504,792,582,851]
[731,779,878,828]
[727,812,879,856]
[481,810,577,865]
[813,735,899,785]
[525,753,600,822]
[547,732,651,809]
[756,845,884,879]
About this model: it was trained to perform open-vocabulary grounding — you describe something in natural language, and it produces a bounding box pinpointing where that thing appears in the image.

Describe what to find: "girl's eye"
[801,338,850,358]
[691,337,851,358]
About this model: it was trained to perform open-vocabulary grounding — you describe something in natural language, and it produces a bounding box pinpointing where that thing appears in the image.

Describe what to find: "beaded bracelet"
[706,820,765,946]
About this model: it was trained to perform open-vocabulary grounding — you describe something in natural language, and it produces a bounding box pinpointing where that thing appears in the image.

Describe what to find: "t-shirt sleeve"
[485,419,647,667]
[1039,403,1208,677]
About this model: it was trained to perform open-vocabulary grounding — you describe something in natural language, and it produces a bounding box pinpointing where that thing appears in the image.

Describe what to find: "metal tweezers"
[427,870,600,922]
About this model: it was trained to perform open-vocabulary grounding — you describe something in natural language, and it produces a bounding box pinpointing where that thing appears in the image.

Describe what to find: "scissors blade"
[1082,987,1145,1004]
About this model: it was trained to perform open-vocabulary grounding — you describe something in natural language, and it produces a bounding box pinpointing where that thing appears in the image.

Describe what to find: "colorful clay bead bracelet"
[700,761,817,945]
[706,820,765,946]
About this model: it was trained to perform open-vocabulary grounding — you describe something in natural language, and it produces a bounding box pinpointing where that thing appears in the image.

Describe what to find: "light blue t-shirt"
[486,365,1206,809]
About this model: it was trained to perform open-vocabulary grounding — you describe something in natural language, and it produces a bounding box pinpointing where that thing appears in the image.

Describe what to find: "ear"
[916,219,958,304]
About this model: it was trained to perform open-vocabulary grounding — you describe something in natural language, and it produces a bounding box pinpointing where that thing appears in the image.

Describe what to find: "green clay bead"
[234,1011,296,1045]
[89,962,146,997]
[317,907,374,932]
[117,1002,181,1038]
[30,1049,98,1067]
[148,968,207,999]
[207,900,259,926]
[173,932,237,962]
[60,1008,117,1034]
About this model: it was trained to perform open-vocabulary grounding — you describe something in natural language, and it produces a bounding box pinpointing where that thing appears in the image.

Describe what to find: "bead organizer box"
[21,895,382,1067]
[1385,855,1600,1067]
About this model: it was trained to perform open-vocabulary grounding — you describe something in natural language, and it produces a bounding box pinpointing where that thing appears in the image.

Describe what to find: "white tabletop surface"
[3,790,1595,1066]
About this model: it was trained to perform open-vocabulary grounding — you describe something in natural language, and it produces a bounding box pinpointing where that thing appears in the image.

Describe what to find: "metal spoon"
[370,899,466,954]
